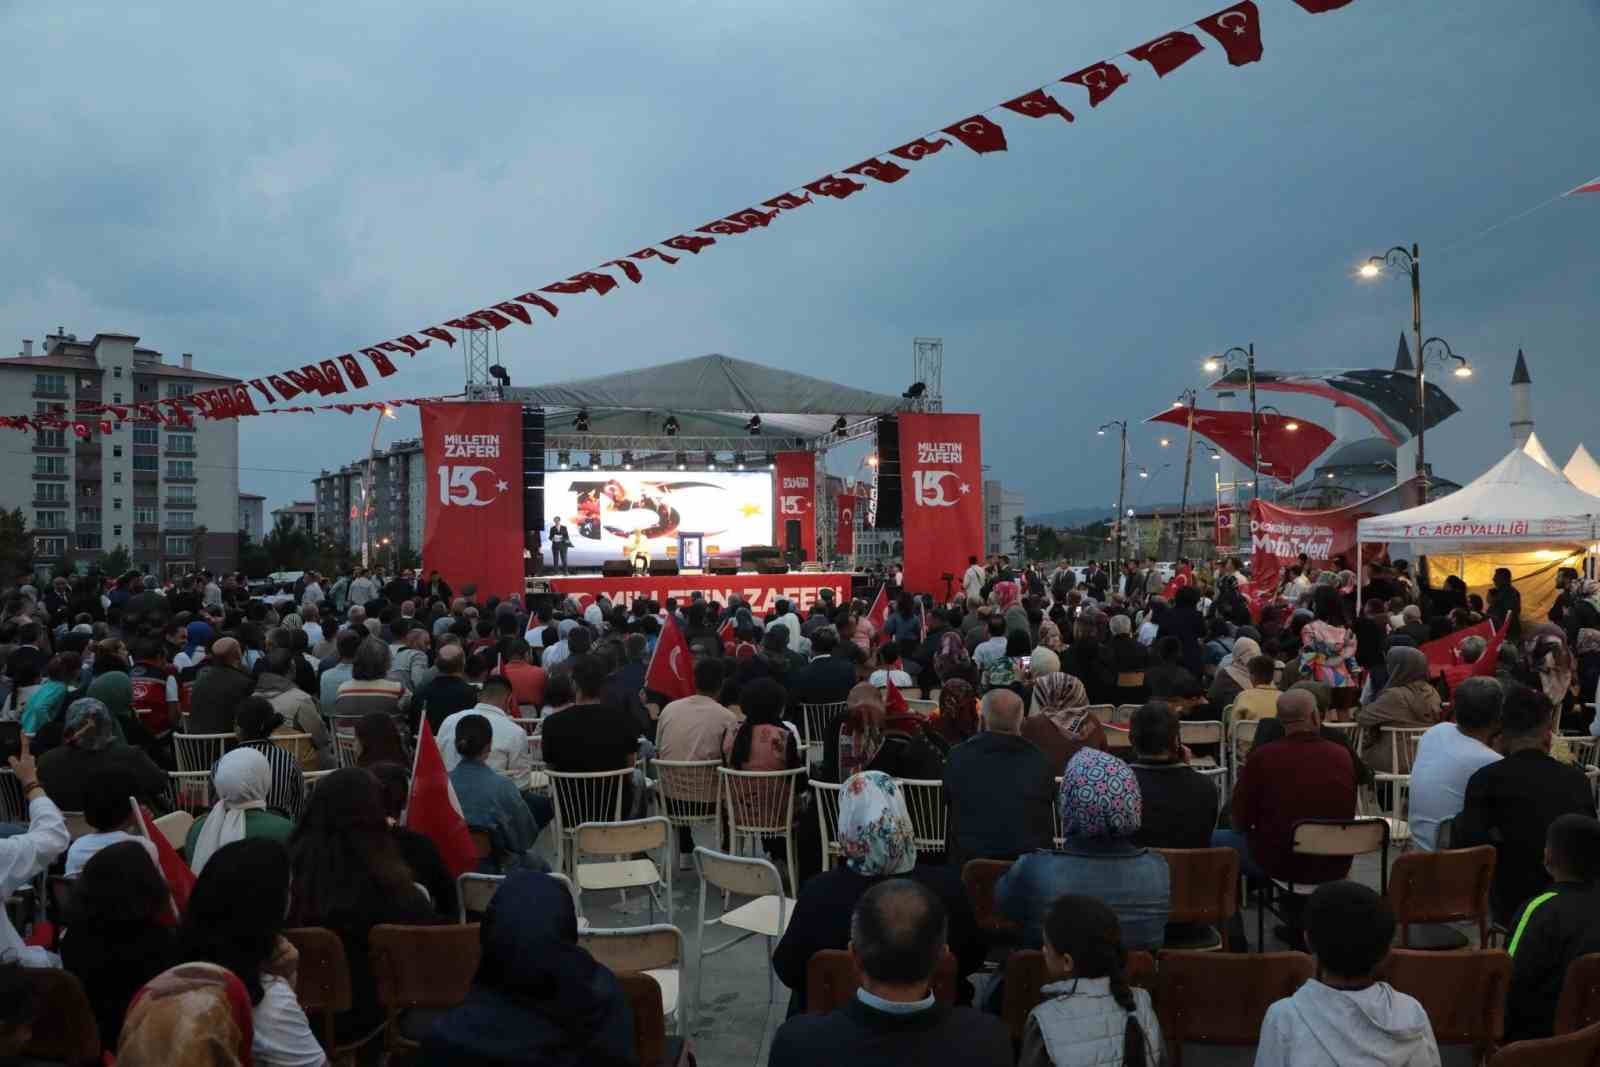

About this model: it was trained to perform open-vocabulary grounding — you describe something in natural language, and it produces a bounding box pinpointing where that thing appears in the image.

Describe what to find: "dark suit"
[789,654,858,708]
[942,732,1055,869]
[770,997,1009,1067]
[186,662,256,734]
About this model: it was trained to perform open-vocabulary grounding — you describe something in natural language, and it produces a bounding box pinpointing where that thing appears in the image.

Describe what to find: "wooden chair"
[1156,847,1238,952]
[272,731,317,765]
[961,858,1020,940]
[151,809,194,850]
[456,871,582,926]
[805,948,958,1014]
[547,767,630,878]
[692,848,791,1028]
[1489,1019,1600,1065]
[718,766,804,896]
[617,971,668,1067]
[811,779,844,870]
[1255,818,1390,951]
[1387,845,1496,949]
[1156,951,1315,1066]
[1001,949,1157,1043]
[580,924,686,1035]
[653,758,722,863]
[896,779,946,858]
[1377,948,1510,1062]
[575,817,672,922]
[16,967,99,1067]
[283,926,380,1063]
[369,923,483,1057]
[1556,954,1600,1035]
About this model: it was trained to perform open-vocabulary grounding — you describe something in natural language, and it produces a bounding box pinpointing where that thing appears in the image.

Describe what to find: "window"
[138,382,152,395]
[77,532,102,551]
[165,536,191,555]
[114,525,124,538]
[166,434,194,453]
[112,392,122,404]
[34,511,65,529]
[167,460,194,479]
[167,485,195,505]
[134,506,157,525]
[33,373,66,395]
[36,483,65,503]
[113,366,122,378]
[167,511,194,530]
[34,401,64,416]
[33,537,65,557]
[113,497,123,511]
[79,507,102,524]
[132,427,158,445]
[132,454,158,472]
[34,455,65,476]
[80,483,97,498]
[113,471,123,484]
[36,428,64,449]
[166,383,193,398]
[112,445,123,458]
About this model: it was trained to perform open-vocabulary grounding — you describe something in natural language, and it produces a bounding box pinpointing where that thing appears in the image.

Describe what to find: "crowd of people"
[0,549,1597,1063]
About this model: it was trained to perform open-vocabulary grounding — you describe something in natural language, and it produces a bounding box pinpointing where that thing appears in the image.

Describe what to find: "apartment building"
[238,493,266,541]
[0,331,240,579]
[983,480,1026,558]
[312,437,425,561]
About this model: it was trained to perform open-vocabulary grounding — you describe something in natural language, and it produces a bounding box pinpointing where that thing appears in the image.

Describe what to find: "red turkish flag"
[836,493,856,555]
[942,116,1008,154]
[604,259,644,282]
[232,385,260,414]
[97,419,113,434]
[1198,1,1264,66]
[1130,31,1206,76]
[393,334,432,353]
[1061,62,1130,107]
[889,137,950,161]
[132,802,194,918]
[443,315,489,332]
[405,718,478,879]
[663,234,716,254]
[316,361,347,395]
[726,208,779,229]
[543,271,619,297]
[699,218,750,236]
[336,355,369,389]
[267,374,301,399]
[514,292,562,317]
[762,192,813,212]
[804,174,867,200]
[421,327,458,346]
[632,247,681,265]
[1566,176,1600,196]
[867,584,890,633]
[492,301,533,324]
[645,615,696,701]
[1001,88,1074,123]
[1290,0,1354,11]
[361,348,399,378]
[718,618,736,650]
[467,308,515,329]
[377,342,413,360]
[844,157,911,184]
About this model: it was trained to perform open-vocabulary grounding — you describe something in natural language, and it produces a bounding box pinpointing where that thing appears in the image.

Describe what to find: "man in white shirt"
[202,572,223,611]
[1408,677,1504,851]
[347,567,377,609]
[0,735,69,966]
[437,676,534,785]
[769,599,802,651]
[1137,598,1164,646]
[867,644,916,690]
[972,616,1008,670]
[962,555,986,604]
[64,770,161,878]
[300,572,325,608]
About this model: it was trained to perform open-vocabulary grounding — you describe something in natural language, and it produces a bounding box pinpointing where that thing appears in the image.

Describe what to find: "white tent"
[1523,431,1559,472]
[1358,447,1600,550]
[1566,444,1600,497]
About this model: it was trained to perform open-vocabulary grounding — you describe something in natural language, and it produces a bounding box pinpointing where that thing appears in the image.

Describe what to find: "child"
[1504,813,1600,1042]
[1255,881,1439,1066]
[1231,655,1282,721]
[1019,894,1161,1067]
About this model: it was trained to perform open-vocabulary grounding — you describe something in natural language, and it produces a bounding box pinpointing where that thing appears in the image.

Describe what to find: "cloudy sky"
[3,0,1597,519]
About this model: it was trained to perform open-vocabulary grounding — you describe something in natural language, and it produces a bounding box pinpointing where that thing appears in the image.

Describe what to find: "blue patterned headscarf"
[1059,747,1142,840]
[838,772,917,877]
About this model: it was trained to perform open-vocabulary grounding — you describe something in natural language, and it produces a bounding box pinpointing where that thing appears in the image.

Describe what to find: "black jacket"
[1158,606,1207,676]
[1456,749,1596,925]
[1130,761,1218,850]
[415,675,481,735]
[769,997,1010,1067]
[1506,881,1600,1042]
[187,662,257,733]
[790,654,858,708]
[942,733,1055,869]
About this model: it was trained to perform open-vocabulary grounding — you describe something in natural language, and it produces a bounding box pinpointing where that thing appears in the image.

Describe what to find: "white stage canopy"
[1523,431,1559,472]
[1566,445,1600,497]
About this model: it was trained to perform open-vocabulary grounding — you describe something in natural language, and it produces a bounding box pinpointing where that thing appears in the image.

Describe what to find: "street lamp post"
[1099,420,1128,576]
[1360,244,1424,500]
[1202,345,1259,501]
[1168,390,1199,561]
[360,405,399,570]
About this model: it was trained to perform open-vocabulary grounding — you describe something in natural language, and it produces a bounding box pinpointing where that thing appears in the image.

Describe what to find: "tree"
[238,531,272,578]
[1028,525,1061,561]
[0,509,34,585]
[189,524,209,573]
[1011,515,1026,559]
[262,516,313,572]
[96,545,132,576]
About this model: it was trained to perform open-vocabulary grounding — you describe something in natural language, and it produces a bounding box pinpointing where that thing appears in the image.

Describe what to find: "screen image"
[542,471,775,567]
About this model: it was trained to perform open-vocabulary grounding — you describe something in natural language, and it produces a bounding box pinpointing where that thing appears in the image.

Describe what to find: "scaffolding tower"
[912,337,943,412]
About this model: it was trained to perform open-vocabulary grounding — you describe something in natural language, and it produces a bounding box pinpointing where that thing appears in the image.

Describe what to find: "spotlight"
[589,452,601,470]
[902,382,927,400]
[705,451,717,470]
[765,453,776,470]
[674,451,687,471]
[488,363,510,386]
[745,415,762,435]
[574,409,590,433]
[557,450,570,470]
[622,450,634,471]
[831,416,848,434]
[734,452,746,470]
[1284,420,1300,431]
[663,415,680,436]
[867,454,879,468]
[1159,438,1171,448]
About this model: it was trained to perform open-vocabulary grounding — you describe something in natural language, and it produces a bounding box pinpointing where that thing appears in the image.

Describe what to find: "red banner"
[774,451,818,563]
[1149,406,1335,484]
[898,413,984,596]
[836,493,857,556]
[1249,497,1385,594]
[421,402,525,601]
[545,572,850,614]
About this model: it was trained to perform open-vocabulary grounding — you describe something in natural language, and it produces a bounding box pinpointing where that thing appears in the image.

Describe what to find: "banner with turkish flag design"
[645,614,696,701]
[897,413,984,596]
[421,402,525,601]
[1197,1,1264,66]
[1248,494,1394,596]
[836,493,857,556]
[1147,406,1336,484]
[774,452,817,563]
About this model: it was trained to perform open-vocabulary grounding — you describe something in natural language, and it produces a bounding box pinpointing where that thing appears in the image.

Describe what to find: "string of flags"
[1,394,464,437]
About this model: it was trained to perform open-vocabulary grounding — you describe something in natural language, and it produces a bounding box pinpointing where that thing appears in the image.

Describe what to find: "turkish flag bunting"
[333,404,355,414]
[645,614,696,701]
[1062,62,1130,107]
[1198,1,1264,66]
[1566,176,1600,196]
[514,292,561,318]
[942,115,1008,154]
[726,208,779,229]
[543,272,618,297]
[844,157,911,184]
[804,175,867,200]
[1290,0,1354,11]
[699,218,750,236]
[362,348,399,378]
[377,342,413,359]
[336,356,369,389]
[98,419,113,434]
[232,385,259,414]
[283,368,320,397]
[466,308,515,330]
[890,137,950,161]
[1001,88,1075,123]
[406,718,479,879]
[393,334,431,353]
[316,361,347,395]
[762,192,812,212]
[73,423,90,439]
[604,259,644,282]
[1129,31,1206,77]
[421,327,457,347]
[107,405,128,420]
[443,316,487,332]
[491,301,530,325]
[663,234,716,254]
[267,375,301,400]
[631,247,680,265]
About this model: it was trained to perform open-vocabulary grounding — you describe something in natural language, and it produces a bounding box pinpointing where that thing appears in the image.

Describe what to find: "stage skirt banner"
[836,493,857,556]
[1249,497,1385,594]
[897,412,984,596]
[421,402,526,601]
[774,452,817,562]
[545,572,849,612]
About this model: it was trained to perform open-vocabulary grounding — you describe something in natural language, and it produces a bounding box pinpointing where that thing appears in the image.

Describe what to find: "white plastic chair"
[456,870,583,927]
[1229,718,1261,773]
[811,779,844,870]
[301,769,335,802]
[1180,720,1228,799]
[653,759,722,863]
[800,702,846,769]
[692,847,791,1031]
[332,723,360,769]
[1052,776,1065,849]
[896,779,947,857]
[168,770,213,811]
[547,767,630,878]
[580,924,687,1035]
[173,732,231,774]
[0,770,27,824]
[718,766,804,896]
[575,817,672,921]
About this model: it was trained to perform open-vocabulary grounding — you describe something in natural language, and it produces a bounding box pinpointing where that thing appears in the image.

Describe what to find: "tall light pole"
[360,404,399,569]
[1099,420,1128,576]
[1164,390,1199,561]
[1359,244,1424,501]
[1202,345,1258,501]
[1415,337,1474,492]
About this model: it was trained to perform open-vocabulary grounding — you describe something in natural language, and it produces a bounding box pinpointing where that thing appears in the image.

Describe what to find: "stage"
[539,571,855,611]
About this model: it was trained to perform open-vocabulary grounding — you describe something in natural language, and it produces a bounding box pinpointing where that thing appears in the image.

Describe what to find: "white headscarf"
[189,748,272,875]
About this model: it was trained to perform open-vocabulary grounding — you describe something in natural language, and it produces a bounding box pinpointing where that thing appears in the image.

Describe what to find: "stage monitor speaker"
[601,561,633,577]
[648,560,679,577]
[873,415,902,529]
[707,560,740,576]
[741,544,781,567]
[757,561,790,575]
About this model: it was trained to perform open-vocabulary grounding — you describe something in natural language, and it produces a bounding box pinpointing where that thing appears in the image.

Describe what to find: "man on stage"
[549,516,572,575]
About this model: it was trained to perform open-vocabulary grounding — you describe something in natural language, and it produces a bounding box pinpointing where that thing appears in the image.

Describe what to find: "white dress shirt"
[1,794,69,966]
[437,702,534,785]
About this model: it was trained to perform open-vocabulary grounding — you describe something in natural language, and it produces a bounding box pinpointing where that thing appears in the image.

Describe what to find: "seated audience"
[1145,636,1202,701]
[1020,895,1162,1067]
[769,879,1011,1067]
[61,841,178,1054]
[451,714,542,867]
[1356,646,1441,774]
[116,963,256,1066]
[334,636,404,722]
[1255,881,1439,1067]
[1405,676,1503,851]
[788,626,858,707]
[234,696,309,820]
[1127,702,1218,850]
[1230,655,1282,721]
[413,643,481,735]
[498,638,547,710]
[830,682,942,782]
[658,657,738,765]
[931,679,980,750]
[0,733,67,966]
[36,696,169,812]
[187,637,255,734]
[1505,813,1600,1042]
[353,710,409,769]
[942,690,1055,869]
[1207,636,1264,713]
[1457,684,1596,926]
[64,767,161,877]
[437,675,534,782]
[1020,671,1107,776]
[773,772,982,1016]
[868,644,915,690]
[997,747,1170,952]
[539,654,640,774]
[186,747,294,872]
[254,646,327,758]
[424,871,634,1065]
[369,761,457,918]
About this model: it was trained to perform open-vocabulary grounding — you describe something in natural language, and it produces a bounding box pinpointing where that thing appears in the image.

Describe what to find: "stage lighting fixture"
[705,451,717,470]
[557,450,570,470]
[902,381,926,400]
[831,416,848,434]
[574,409,590,432]
[766,453,776,469]
[867,454,879,468]
[622,451,634,470]
[489,363,510,385]
[674,451,687,470]
[663,415,680,436]
[745,415,762,435]
[589,452,601,470]
[734,452,746,470]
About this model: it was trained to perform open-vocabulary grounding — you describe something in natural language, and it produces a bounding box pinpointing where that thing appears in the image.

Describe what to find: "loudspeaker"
[707,560,740,576]
[873,415,901,529]
[741,544,781,567]
[601,561,633,577]
[757,561,790,575]
[521,406,546,535]
[648,560,679,577]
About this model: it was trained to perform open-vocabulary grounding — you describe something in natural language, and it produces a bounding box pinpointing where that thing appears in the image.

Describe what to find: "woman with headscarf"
[424,871,634,1066]
[830,682,941,783]
[1355,645,1442,774]
[1022,673,1107,777]
[772,772,983,1016]
[1526,622,1578,726]
[173,621,213,677]
[932,626,975,686]
[34,697,170,813]
[1037,616,1065,653]
[995,748,1170,953]
[1207,636,1263,713]
[185,748,294,873]
[116,962,256,1067]
[932,678,980,749]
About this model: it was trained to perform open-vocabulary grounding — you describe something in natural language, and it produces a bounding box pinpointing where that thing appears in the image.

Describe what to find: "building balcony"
[164,499,197,510]
[165,447,197,458]
[31,441,68,454]
[32,472,69,483]
[165,476,197,485]
[30,388,68,400]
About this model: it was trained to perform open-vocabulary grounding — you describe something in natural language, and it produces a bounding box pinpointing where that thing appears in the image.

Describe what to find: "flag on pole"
[406,718,479,879]
[132,800,194,919]
[885,679,909,717]
[718,617,736,650]
[867,584,891,645]
[1566,176,1600,196]
[646,614,697,702]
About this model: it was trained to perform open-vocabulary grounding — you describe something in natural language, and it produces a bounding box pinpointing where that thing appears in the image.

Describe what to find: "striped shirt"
[238,740,306,822]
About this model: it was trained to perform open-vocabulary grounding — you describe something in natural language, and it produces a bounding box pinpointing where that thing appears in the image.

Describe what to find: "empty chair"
[172,732,230,774]
[579,924,687,1035]
[1557,954,1600,1036]
[1254,818,1389,952]
[546,767,630,878]
[457,870,582,927]
[896,779,946,857]
[1156,951,1315,1066]
[167,770,212,812]
[693,847,791,1026]
[574,817,672,921]
[718,766,804,896]
[370,923,483,1059]
[800,702,847,767]
[653,758,722,863]
[1378,948,1510,1062]
[1487,1020,1600,1066]
[811,779,844,870]
[1387,845,1496,949]
[1156,847,1238,951]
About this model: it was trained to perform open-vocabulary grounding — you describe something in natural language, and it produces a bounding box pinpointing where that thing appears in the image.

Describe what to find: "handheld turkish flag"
[646,615,697,702]
[867,584,891,644]
[718,617,736,648]
[406,718,478,879]
[885,679,909,717]
[133,800,194,920]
